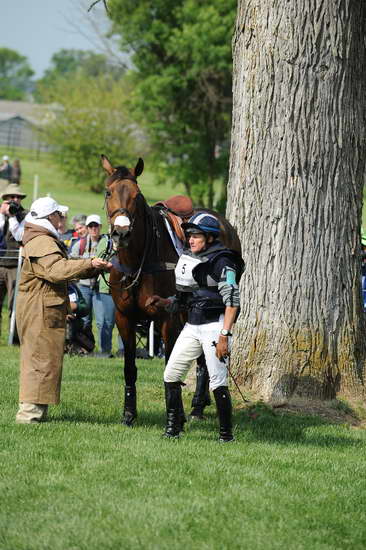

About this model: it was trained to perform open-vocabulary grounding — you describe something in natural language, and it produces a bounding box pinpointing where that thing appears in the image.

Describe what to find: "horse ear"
[101,154,114,175]
[133,158,144,177]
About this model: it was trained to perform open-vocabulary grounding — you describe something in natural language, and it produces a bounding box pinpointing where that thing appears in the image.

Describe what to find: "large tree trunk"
[227,0,366,402]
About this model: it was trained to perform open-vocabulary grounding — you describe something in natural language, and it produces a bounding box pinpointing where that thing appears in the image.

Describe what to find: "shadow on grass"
[49,400,363,449]
[235,405,364,449]
[51,407,120,425]
[51,404,166,428]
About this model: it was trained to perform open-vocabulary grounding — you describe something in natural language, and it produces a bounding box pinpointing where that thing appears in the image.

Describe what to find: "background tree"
[227,1,366,402]
[0,48,34,100]
[40,72,138,191]
[107,0,236,208]
[35,48,124,102]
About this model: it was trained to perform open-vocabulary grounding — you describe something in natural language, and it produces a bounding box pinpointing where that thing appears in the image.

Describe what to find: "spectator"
[58,210,74,249]
[70,215,116,357]
[10,159,21,185]
[0,184,27,338]
[65,282,95,356]
[95,231,121,358]
[0,155,12,181]
[69,214,87,252]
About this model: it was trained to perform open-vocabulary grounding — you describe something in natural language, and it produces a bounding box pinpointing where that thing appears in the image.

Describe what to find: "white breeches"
[164,317,228,390]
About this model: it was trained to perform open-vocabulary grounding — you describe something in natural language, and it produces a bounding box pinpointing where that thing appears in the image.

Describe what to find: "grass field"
[1,346,366,550]
[1,150,366,549]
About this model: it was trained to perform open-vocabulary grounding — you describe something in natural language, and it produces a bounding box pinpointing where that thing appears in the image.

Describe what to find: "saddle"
[154,195,194,243]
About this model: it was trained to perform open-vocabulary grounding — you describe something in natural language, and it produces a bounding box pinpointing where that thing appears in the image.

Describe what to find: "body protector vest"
[175,244,244,325]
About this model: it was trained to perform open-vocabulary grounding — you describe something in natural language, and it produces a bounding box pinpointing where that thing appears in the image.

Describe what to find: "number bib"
[175,253,202,292]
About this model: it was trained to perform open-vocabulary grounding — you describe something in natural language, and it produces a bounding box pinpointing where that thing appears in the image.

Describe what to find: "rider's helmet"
[181,212,220,238]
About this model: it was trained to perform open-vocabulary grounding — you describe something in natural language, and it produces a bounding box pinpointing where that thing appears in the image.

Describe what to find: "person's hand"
[66,313,76,321]
[0,202,10,216]
[145,295,170,308]
[215,335,229,361]
[91,258,112,270]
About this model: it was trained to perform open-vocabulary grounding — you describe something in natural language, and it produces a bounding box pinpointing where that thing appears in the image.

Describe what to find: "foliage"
[34,48,125,103]
[1,347,366,549]
[39,73,139,191]
[0,48,34,100]
[107,0,236,208]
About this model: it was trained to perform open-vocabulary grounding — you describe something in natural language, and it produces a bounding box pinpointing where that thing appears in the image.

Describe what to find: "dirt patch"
[271,397,366,427]
[183,365,366,428]
[239,395,366,428]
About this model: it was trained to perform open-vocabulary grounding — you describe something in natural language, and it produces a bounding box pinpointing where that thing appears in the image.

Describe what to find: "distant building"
[0,100,53,152]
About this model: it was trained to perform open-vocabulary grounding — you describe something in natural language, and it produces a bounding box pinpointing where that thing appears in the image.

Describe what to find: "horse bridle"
[103,182,154,290]
[104,173,139,224]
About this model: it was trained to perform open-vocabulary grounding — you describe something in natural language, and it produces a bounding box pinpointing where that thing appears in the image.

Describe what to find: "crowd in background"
[0,152,123,357]
[63,211,124,358]
[0,155,21,188]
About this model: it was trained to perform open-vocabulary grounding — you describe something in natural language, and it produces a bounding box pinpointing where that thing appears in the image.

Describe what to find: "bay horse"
[101,155,241,426]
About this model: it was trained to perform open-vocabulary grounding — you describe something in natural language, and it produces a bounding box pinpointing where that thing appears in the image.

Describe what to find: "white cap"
[86,214,102,226]
[30,197,68,219]
[2,155,9,161]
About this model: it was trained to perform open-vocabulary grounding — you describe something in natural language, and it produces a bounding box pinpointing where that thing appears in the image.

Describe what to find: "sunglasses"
[88,223,99,228]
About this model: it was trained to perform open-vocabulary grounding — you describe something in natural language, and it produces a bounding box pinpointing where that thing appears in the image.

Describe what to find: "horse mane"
[150,207,179,264]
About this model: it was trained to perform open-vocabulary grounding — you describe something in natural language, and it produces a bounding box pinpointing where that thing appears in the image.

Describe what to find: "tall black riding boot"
[190,355,211,419]
[213,386,234,442]
[122,385,137,427]
[164,381,184,438]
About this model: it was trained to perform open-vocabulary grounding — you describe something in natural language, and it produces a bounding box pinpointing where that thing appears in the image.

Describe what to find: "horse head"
[101,155,144,247]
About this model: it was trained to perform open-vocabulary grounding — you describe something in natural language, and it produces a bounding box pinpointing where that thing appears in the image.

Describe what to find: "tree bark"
[227,0,366,402]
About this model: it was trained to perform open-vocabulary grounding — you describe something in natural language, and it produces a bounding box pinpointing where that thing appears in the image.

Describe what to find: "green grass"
[1,347,366,550]
[1,149,366,549]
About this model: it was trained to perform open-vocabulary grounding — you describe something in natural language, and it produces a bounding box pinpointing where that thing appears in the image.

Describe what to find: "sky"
[2,0,112,78]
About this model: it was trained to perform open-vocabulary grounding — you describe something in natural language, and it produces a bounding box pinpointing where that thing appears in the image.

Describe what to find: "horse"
[101,155,241,426]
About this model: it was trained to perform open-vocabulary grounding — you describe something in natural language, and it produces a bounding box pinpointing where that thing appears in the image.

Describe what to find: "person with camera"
[15,197,112,424]
[0,184,27,335]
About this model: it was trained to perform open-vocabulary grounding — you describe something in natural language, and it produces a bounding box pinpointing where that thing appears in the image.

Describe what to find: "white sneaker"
[15,402,48,424]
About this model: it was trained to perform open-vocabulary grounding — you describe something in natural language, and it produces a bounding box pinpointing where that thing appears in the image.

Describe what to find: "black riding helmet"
[181,212,220,238]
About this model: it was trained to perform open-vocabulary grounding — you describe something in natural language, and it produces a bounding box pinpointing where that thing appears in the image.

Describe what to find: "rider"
[147,213,243,442]
[155,195,211,418]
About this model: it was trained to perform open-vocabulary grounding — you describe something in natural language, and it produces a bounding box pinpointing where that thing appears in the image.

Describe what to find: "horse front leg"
[115,310,137,427]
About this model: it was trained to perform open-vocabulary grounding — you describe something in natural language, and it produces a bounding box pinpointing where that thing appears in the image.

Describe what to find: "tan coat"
[17,223,97,404]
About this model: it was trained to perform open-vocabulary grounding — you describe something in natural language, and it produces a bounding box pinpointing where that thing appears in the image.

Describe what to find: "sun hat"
[86,214,102,226]
[181,212,220,236]
[2,155,9,161]
[1,183,27,199]
[30,197,68,219]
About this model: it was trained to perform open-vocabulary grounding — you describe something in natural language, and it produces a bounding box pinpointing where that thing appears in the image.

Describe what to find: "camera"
[8,200,21,216]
